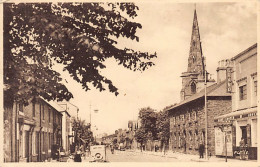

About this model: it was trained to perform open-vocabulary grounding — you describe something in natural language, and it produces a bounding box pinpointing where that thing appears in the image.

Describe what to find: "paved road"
[105,150,179,162]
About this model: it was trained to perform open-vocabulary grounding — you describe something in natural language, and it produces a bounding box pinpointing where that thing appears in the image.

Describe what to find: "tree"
[72,118,93,148]
[134,128,147,152]
[138,107,158,140]
[4,3,157,108]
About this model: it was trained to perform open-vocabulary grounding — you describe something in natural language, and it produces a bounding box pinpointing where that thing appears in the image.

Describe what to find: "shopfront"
[214,109,257,160]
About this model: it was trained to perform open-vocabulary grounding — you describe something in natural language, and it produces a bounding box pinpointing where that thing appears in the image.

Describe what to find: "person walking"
[198,142,205,159]
[110,144,114,154]
[239,138,245,160]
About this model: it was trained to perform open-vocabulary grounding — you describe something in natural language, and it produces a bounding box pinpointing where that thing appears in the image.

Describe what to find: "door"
[25,131,30,162]
[241,126,247,144]
[35,132,39,161]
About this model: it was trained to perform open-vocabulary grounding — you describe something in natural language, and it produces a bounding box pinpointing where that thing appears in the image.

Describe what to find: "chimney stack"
[216,59,233,83]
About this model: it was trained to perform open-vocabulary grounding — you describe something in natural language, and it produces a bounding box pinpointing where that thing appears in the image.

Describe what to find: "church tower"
[180,9,214,101]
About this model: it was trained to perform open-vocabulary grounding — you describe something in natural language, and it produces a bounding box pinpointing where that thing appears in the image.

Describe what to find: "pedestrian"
[198,142,205,159]
[111,144,114,154]
[239,138,245,160]
[74,150,82,162]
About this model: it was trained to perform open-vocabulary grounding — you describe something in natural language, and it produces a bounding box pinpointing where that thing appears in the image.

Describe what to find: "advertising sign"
[215,127,224,155]
[214,127,233,156]
[226,132,233,156]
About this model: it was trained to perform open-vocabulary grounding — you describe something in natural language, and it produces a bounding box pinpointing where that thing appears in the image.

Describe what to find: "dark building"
[4,97,63,162]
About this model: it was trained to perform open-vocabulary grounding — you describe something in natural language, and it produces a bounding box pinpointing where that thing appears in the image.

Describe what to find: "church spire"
[187,8,204,75]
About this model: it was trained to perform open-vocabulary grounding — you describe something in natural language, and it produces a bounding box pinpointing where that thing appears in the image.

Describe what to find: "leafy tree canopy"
[72,118,93,145]
[156,106,171,143]
[4,3,156,106]
[134,128,147,144]
[138,107,157,140]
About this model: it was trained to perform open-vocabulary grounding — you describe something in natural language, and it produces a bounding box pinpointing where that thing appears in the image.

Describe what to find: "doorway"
[241,126,247,145]
[25,131,30,162]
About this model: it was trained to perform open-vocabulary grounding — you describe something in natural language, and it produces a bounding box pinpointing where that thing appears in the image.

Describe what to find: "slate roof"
[167,80,231,111]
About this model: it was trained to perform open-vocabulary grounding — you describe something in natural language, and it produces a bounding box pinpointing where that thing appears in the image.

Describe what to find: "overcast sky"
[54,2,257,136]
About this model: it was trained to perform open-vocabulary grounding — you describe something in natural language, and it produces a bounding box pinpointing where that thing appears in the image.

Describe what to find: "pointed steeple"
[187,9,204,75]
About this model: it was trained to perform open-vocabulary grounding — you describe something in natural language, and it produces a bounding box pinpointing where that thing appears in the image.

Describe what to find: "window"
[254,81,257,96]
[180,115,184,121]
[239,85,247,100]
[18,103,23,112]
[193,111,197,121]
[173,117,176,125]
[191,82,196,94]
[48,108,51,122]
[189,131,192,141]
[41,104,45,120]
[32,102,35,117]
[53,111,56,123]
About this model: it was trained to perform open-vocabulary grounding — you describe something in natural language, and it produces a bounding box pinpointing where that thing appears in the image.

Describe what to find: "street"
[100,150,179,162]
[79,149,258,163]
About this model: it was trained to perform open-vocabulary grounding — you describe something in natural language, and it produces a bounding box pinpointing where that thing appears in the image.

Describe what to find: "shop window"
[239,85,247,100]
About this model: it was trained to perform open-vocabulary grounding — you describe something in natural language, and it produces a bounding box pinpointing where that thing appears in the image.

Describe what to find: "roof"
[40,97,66,112]
[231,43,257,61]
[57,101,78,117]
[167,80,231,111]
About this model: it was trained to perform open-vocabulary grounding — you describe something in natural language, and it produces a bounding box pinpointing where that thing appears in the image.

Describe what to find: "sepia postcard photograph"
[1,0,259,166]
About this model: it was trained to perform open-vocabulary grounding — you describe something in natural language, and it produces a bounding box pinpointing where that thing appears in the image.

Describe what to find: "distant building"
[214,44,257,160]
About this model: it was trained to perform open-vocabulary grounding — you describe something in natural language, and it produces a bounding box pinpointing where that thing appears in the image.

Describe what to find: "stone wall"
[169,96,231,156]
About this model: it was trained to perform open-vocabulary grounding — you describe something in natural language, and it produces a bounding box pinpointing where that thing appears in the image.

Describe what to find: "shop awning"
[215,107,257,120]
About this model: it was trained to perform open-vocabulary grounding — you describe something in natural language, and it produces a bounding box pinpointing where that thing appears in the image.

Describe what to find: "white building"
[214,44,257,160]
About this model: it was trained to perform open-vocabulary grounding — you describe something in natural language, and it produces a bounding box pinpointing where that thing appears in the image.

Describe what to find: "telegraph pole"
[204,59,208,160]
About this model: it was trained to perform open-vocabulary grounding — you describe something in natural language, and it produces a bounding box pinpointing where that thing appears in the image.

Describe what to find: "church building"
[167,9,232,156]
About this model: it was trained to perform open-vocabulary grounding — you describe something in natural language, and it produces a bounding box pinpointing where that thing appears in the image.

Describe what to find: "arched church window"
[191,82,196,93]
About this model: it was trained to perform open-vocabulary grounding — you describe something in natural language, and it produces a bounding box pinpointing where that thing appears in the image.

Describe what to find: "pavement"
[126,149,258,162]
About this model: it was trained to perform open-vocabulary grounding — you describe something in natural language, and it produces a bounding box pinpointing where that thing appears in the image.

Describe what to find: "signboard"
[90,145,106,162]
[214,127,233,156]
[226,67,232,93]
[215,128,224,155]
[226,132,233,156]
